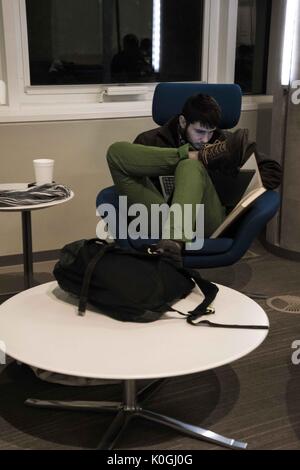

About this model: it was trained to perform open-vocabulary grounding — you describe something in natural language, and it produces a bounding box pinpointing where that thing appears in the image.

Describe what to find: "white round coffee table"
[0,281,269,450]
[0,191,74,290]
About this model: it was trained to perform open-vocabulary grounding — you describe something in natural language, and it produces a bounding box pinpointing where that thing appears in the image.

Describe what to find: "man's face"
[179,116,216,150]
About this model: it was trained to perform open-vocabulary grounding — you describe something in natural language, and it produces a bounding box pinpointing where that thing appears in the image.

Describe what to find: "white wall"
[0,109,265,258]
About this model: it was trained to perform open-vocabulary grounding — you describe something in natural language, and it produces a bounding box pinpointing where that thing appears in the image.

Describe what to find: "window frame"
[0,0,273,123]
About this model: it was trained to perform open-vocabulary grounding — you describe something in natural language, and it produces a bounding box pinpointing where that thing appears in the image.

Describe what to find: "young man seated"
[106,94,282,266]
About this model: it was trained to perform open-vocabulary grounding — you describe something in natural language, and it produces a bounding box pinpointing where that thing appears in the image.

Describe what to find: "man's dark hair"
[181,94,222,128]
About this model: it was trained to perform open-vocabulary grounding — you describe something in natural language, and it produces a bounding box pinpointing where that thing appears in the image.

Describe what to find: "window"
[235,0,272,94]
[25,0,204,86]
[0,0,275,122]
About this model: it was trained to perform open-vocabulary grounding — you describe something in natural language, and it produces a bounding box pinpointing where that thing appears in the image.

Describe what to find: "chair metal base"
[25,378,247,450]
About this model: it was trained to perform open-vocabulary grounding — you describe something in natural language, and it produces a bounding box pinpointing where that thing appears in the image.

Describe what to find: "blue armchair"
[96,83,280,269]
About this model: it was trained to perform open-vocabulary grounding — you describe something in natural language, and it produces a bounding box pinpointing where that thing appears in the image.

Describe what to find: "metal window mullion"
[224,0,238,83]
[18,0,31,89]
[204,0,238,84]
[1,0,24,107]
[201,0,211,82]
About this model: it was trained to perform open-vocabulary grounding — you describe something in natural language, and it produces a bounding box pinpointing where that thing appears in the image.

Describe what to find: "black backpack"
[53,239,269,330]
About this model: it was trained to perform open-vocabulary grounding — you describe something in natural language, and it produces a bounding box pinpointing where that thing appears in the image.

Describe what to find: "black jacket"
[134,116,282,190]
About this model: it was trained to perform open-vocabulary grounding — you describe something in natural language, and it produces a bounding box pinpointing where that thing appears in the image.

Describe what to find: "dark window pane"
[235,0,272,94]
[159,0,203,82]
[25,0,203,86]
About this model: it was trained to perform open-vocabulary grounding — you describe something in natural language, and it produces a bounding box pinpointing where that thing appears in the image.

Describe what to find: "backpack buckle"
[147,246,160,255]
[206,306,215,314]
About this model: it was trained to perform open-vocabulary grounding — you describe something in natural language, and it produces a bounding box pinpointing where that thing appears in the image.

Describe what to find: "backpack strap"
[186,318,269,329]
[174,268,269,330]
[180,268,219,319]
[168,306,269,329]
[78,241,116,316]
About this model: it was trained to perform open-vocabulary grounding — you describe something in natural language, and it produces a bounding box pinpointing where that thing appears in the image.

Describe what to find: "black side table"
[0,192,74,292]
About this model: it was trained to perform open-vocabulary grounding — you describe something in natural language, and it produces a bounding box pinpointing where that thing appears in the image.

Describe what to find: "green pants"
[107,142,226,241]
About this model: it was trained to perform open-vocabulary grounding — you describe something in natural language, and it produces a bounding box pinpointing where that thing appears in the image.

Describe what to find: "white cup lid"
[33,159,54,165]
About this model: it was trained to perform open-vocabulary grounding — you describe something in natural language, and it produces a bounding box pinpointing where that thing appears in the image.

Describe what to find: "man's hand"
[188,150,199,161]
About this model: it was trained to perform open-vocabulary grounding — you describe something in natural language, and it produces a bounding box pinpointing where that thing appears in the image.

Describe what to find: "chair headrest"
[152,83,242,129]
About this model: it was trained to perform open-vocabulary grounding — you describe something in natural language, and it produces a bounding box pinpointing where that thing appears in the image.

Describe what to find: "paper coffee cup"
[33,159,54,185]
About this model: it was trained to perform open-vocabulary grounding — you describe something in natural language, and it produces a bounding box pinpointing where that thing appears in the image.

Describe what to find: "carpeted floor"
[0,240,300,450]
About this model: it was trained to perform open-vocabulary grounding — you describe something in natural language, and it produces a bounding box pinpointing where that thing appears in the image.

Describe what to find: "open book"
[159,153,266,239]
[209,153,266,238]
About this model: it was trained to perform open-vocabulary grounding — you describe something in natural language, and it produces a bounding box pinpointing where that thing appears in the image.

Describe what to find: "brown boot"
[198,139,230,169]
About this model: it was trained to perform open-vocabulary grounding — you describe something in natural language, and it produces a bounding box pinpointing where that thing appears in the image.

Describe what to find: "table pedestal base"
[25,378,247,450]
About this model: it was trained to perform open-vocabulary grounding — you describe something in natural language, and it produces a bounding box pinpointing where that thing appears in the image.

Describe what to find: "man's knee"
[106,142,127,167]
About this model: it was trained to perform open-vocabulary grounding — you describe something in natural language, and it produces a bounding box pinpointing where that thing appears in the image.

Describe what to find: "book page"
[210,186,266,239]
[239,187,265,207]
[240,153,264,195]
[210,153,266,238]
